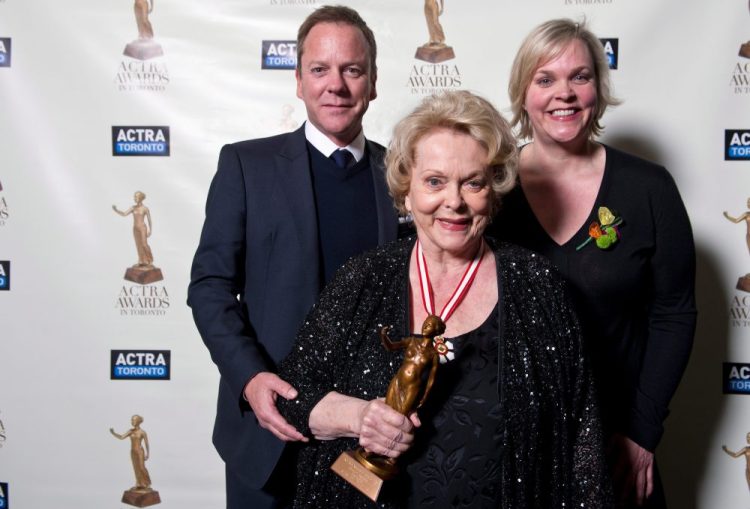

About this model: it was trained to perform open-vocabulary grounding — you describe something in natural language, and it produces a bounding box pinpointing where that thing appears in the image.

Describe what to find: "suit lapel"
[367,139,398,244]
[276,126,321,291]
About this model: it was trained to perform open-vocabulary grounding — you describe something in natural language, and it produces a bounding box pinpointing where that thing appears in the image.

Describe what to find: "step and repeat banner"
[1,0,749,507]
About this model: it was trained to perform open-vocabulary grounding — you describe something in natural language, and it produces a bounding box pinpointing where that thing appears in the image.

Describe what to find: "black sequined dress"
[277,237,613,508]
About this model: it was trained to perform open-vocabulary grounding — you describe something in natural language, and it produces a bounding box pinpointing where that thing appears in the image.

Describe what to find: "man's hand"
[609,433,654,507]
[244,372,308,442]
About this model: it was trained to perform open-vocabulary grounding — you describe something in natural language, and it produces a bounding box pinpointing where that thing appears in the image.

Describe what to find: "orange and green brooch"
[576,206,623,251]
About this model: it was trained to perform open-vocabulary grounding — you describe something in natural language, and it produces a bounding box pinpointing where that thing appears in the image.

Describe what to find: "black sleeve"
[187,144,272,401]
[628,170,697,451]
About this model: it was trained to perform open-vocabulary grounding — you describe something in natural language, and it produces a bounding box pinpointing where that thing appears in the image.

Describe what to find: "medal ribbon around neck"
[416,239,485,363]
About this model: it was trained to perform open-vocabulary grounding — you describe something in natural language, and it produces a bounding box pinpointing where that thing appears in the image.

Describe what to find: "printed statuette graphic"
[0,413,5,447]
[123,0,164,61]
[742,0,750,59]
[110,415,161,507]
[415,0,455,63]
[113,191,164,284]
[723,433,750,493]
[723,198,750,292]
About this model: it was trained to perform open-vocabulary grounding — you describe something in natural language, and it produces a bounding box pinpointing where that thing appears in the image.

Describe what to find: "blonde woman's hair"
[385,90,517,215]
[508,18,620,140]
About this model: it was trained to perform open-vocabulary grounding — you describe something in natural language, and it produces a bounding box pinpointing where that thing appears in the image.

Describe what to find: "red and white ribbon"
[416,239,485,322]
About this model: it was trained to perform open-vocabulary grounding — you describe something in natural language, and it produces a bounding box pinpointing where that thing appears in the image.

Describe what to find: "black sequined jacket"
[277,237,613,508]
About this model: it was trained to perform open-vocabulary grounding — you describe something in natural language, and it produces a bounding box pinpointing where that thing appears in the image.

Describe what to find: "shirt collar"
[304,121,366,163]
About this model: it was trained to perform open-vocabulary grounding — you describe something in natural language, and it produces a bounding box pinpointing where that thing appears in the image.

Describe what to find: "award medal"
[416,239,485,363]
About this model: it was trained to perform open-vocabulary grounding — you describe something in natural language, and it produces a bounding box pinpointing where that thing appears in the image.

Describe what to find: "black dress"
[490,144,697,507]
[406,310,503,508]
[277,237,613,508]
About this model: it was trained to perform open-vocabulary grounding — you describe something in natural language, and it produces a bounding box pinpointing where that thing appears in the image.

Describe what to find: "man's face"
[296,22,377,146]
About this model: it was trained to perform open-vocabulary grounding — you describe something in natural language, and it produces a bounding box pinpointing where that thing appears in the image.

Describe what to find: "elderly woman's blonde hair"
[385,90,517,216]
[508,18,620,140]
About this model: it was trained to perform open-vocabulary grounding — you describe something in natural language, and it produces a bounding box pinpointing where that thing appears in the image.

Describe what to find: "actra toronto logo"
[0,261,9,291]
[724,362,750,394]
[111,350,171,380]
[725,130,750,161]
[599,38,618,70]
[0,482,7,509]
[262,41,297,70]
[111,126,170,156]
[0,38,10,68]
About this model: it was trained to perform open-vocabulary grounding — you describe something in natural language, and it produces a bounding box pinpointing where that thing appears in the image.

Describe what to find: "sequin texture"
[277,237,613,508]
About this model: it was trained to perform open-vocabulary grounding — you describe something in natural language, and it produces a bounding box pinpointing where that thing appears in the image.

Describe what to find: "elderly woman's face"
[524,38,597,146]
[405,128,491,256]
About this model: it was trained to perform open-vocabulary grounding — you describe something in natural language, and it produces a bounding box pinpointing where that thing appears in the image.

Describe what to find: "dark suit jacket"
[187,125,398,489]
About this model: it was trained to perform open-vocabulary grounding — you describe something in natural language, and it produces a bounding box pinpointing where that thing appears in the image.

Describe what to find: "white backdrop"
[0,0,748,507]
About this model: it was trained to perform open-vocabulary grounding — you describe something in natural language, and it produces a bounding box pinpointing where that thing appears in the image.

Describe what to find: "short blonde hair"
[508,18,620,140]
[385,90,517,215]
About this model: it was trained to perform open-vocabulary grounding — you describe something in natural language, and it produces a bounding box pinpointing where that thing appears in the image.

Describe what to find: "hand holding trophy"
[331,315,445,501]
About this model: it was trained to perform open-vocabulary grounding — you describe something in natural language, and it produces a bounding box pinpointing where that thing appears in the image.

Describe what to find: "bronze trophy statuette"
[741,0,750,58]
[723,198,750,292]
[723,432,750,493]
[113,191,164,284]
[123,0,164,60]
[110,415,161,507]
[331,315,445,502]
[414,0,455,63]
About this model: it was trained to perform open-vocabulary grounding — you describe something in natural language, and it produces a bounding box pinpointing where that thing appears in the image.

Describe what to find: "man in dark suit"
[187,6,398,508]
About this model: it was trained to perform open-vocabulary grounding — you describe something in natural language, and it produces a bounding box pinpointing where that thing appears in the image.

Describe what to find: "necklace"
[415,239,485,363]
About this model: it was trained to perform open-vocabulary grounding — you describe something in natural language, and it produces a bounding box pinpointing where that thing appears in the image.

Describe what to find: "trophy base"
[122,489,161,507]
[414,45,455,63]
[740,42,750,59]
[737,275,750,293]
[124,266,164,284]
[123,39,164,61]
[331,449,398,502]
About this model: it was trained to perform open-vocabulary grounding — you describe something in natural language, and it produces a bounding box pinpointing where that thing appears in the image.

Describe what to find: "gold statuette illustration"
[113,191,164,284]
[741,0,750,58]
[331,315,445,502]
[414,0,455,63]
[123,0,164,60]
[723,433,750,493]
[110,415,161,507]
[723,198,750,292]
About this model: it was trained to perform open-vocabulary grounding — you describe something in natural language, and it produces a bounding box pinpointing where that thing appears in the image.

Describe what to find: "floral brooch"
[433,336,455,364]
[576,206,623,251]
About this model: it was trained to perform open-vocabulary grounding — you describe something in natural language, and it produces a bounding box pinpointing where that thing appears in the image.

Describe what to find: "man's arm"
[188,143,303,441]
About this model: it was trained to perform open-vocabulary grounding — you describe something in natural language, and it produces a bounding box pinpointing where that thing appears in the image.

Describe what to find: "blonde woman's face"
[523,39,597,146]
[405,128,491,257]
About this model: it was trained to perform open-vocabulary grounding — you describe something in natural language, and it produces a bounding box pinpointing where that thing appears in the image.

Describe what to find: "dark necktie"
[330,149,353,169]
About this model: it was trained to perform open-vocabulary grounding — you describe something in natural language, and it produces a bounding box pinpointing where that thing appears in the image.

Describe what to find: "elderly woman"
[277,90,612,508]
[490,19,696,508]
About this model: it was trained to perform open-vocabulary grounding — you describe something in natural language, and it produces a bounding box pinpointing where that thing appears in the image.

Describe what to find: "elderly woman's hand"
[308,392,420,458]
[358,399,420,458]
